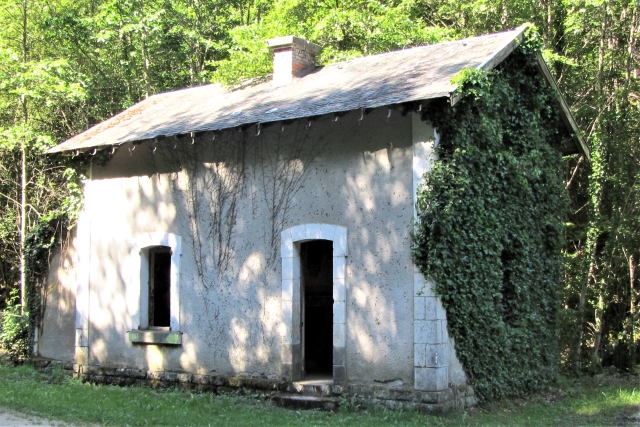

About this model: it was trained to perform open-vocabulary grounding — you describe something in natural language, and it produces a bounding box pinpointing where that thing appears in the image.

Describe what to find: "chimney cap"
[266,36,322,55]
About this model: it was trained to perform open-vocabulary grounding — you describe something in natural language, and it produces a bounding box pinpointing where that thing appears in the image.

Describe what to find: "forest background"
[0,0,636,375]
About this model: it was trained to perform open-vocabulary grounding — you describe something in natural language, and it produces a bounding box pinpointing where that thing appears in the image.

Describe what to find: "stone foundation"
[32,358,75,372]
[56,363,476,412]
[30,358,476,411]
[348,384,476,411]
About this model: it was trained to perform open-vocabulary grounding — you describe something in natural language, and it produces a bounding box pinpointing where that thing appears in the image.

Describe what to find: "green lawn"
[0,364,638,426]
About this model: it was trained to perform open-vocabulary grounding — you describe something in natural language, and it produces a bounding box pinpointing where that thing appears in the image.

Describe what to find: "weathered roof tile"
[48,27,585,157]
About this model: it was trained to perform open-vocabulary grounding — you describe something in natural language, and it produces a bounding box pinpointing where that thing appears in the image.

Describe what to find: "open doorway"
[300,240,333,379]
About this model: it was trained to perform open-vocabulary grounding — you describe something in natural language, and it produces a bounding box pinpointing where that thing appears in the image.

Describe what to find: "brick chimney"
[266,36,322,86]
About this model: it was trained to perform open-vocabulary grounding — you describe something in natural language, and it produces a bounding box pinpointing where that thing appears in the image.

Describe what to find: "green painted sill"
[128,330,182,345]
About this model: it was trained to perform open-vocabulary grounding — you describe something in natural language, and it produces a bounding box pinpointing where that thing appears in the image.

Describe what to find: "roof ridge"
[319,28,522,69]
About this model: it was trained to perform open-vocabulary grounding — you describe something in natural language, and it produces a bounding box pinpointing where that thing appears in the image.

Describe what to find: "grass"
[0,364,639,426]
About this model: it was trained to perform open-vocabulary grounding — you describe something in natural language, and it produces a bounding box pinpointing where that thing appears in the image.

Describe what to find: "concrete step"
[271,393,339,411]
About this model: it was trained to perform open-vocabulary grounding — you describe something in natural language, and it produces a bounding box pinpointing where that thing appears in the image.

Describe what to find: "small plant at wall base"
[0,290,29,363]
[412,32,568,401]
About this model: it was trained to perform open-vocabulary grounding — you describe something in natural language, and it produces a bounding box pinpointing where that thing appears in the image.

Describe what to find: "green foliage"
[0,290,29,363]
[0,211,69,361]
[57,168,85,226]
[211,0,453,87]
[555,1,640,373]
[413,42,567,400]
[24,217,66,283]
[211,24,273,88]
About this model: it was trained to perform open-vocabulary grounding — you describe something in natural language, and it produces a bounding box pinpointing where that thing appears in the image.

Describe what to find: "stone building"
[39,26,588,410]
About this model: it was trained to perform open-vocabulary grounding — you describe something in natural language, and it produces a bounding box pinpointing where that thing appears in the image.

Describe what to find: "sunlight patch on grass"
[575,388,640,417]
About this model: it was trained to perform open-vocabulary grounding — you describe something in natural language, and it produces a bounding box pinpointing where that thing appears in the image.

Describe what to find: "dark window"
[149,246,171,328]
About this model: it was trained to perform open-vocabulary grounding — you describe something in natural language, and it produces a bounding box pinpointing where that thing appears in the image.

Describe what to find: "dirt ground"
[0,407,77,427]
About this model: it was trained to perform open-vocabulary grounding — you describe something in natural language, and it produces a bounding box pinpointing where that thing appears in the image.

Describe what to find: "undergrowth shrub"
[0,290,29,363]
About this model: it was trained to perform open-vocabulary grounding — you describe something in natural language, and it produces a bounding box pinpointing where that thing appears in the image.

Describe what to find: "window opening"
[301,240,333,377]
[149,246,171,328]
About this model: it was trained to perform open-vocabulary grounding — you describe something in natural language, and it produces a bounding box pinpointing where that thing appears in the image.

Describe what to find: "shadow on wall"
[39,244,78,362]
[78,106,414,382]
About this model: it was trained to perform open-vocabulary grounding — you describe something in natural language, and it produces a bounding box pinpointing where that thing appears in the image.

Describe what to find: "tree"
[0,0,85,310]
[211,0,452,87]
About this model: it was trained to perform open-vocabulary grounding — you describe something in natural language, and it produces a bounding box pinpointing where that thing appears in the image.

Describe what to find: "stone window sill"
[128,330,182,345]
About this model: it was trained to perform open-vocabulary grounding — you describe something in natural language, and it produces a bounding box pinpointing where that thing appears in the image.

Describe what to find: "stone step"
[271,393,339,411]
[291,382,333,397]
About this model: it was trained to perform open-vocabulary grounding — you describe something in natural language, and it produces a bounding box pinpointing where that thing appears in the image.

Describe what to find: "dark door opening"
[301,240,333,377]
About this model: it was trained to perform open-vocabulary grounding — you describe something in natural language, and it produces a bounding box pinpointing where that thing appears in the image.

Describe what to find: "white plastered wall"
[38,243,77,362]
[74,178,92,365]
[64,107,416,383]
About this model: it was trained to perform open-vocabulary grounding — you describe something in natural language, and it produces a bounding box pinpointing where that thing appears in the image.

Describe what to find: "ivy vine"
[26,214,68,337]
[0,215,67,363]
[413,34,569,401]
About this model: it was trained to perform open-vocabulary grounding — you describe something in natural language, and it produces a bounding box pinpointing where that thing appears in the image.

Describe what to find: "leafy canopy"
[211,0,452,87]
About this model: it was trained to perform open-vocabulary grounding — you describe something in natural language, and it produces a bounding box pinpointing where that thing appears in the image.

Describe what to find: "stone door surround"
[280,224,347,383]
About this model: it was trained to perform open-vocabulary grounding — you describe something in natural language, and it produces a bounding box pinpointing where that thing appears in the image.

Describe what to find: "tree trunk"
[626,5,637,85]
[630,255,636,369]
[20,145,27,314]
[140,0,150,98]
[141,34,150,99]
[592,277,604,368]
[576,243,596,372]
[19,0,28,314]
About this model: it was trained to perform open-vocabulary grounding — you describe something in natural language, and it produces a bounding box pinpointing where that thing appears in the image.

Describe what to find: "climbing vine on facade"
[145,123,331,359]
[412,34,568,400]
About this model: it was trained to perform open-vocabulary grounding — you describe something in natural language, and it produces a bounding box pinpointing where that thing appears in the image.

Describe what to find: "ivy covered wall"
[413,36,568,401]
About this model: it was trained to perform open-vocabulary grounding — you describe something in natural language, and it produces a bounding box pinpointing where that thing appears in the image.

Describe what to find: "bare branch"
[566,155,584,190]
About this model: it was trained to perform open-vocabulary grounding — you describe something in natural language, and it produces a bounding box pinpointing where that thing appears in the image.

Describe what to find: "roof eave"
[533,51,590,162]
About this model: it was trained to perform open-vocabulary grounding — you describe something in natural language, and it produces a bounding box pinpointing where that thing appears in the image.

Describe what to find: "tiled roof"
[47,26,587,157]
